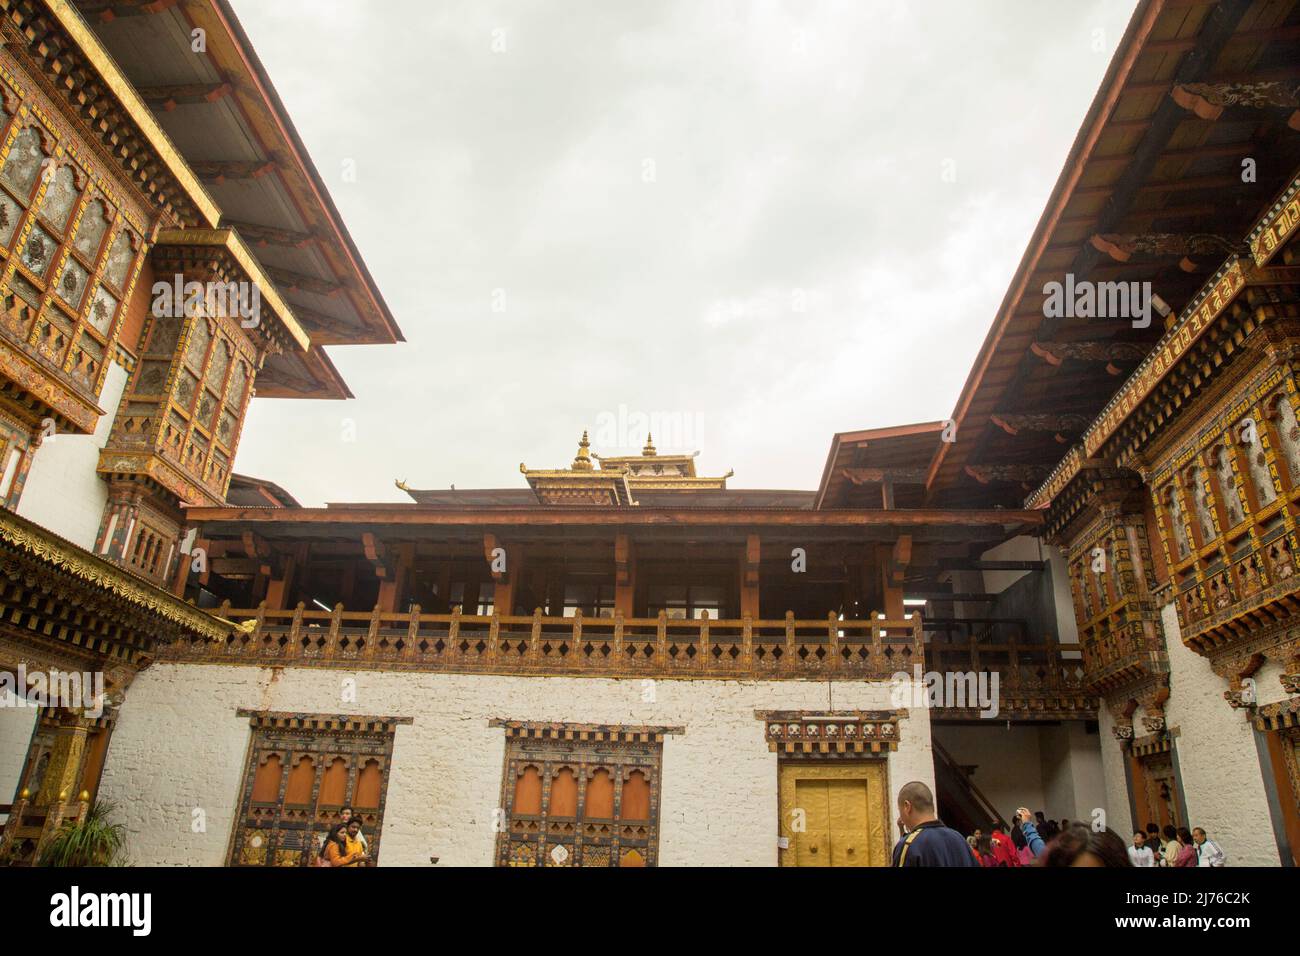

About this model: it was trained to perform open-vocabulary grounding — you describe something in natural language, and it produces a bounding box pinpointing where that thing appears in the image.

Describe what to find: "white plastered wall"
[0,704,37,819]
[1153,602,1282,865]
[97,663,935,867]
[15,361,127,550]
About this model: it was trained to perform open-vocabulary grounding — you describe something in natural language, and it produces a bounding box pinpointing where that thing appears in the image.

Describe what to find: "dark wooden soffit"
[70,0,403,349]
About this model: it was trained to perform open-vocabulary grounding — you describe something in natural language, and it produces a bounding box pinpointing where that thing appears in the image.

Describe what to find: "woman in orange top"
[323,822,365,867]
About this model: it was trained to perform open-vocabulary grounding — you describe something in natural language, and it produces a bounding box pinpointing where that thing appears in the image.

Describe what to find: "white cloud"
[229,0,1138,504]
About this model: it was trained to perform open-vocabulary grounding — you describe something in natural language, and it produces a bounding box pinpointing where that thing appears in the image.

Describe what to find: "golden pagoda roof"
[520,433,732,506]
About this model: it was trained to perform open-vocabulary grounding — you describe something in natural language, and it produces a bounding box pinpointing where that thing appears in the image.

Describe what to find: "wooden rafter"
[190,160,278,184]
[139,81,233,111]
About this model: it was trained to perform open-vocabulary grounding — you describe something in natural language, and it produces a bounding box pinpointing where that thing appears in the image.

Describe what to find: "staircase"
[932,738,1004,835]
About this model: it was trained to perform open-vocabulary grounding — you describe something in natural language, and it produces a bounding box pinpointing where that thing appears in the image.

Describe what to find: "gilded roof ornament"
[642,433,657,456]
[571,430,594,471]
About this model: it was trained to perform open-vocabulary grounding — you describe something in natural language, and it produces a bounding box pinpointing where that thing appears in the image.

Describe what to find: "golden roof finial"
[571,430,594,471]
[642,432,657,456]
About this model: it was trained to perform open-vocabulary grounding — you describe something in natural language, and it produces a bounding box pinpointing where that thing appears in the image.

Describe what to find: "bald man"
[891,781,978,867]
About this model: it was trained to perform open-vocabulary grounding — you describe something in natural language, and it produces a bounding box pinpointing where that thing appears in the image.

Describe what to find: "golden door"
[778,762,889,867]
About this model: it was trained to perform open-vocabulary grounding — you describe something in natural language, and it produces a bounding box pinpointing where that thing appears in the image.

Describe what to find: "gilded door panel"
[794,779,831,866]
[828,780,869,867]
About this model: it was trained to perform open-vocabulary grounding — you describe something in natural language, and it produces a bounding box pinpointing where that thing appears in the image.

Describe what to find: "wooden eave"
[814,421,944,510]
[183,504,1044,539]
[922,0,1300,510]
[0,0,221,226]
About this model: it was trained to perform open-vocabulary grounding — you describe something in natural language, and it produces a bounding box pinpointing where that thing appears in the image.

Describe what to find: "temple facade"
[1,0,1299,867]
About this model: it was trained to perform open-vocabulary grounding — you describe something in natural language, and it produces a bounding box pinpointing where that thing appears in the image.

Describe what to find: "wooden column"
[485,534,523,616]
[740,534,761,619]
[265,542,308,611]
[377,542,414,612]
[878,534,911,619]
[614,533,636,617]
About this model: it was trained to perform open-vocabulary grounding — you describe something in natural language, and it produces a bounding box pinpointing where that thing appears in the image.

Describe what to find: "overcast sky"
[227,0,1139,506]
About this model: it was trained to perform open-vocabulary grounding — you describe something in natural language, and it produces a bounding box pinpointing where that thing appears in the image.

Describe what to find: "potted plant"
[37,800,128,867]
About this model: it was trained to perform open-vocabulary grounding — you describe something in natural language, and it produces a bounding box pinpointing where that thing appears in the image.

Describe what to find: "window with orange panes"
[228,712,403,867]
[495,724,666,867]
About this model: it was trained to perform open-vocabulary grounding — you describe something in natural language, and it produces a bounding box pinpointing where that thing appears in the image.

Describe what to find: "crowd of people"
[891,781,1228,868]
[315,806,373,867]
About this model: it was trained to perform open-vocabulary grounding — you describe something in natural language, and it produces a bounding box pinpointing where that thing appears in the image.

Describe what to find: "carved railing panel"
[162,603,924,682]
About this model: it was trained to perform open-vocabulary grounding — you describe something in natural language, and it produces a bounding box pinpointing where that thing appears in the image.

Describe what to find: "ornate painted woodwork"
[0,507,228,861]
[759,710,901,757]
[1129,731,1185,833]
[0,51,150,435]
[98,229,306,508]
[1143,336,1300,683]
[228,711,409,867]
[1039,461,1167,728]
[491,721,675,867]
[0,707,113,864]
[0,0,218,230]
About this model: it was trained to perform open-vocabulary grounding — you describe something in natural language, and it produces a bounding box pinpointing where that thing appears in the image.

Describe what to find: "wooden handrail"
[933,737,1004,827]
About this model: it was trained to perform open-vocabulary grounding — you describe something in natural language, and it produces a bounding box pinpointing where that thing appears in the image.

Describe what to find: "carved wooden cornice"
[1251,697,1300,733]
[0,506,229,643]
[1130,730,1173,758]
[235,710,413,737]
[1249,172,1300,267]
[757,710,903,756]
[488,721,683,745]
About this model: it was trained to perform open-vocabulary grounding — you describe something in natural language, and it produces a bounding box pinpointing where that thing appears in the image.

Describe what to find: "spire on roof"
[571,430,594,471]
[642,433,657,456]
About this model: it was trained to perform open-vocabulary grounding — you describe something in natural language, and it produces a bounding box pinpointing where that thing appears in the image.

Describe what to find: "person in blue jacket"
[891,781,979,867]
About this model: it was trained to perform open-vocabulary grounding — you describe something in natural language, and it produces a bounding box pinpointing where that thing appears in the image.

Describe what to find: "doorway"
[778,761,890,866]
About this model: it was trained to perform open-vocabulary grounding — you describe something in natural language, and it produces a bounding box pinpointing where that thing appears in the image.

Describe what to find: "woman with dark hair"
[321,822,363,867]
[1009,817,1034,865]
[1145,822,1163,856]
[1173,827,1198,867]
[1039,824,1134,867]
[974,834,996,867]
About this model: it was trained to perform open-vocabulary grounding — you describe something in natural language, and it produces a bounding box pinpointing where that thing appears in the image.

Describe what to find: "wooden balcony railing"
[925,637,1097,719]
[159,602,925,681]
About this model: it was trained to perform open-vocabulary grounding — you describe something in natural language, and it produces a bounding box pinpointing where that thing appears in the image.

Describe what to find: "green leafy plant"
[37,800,128,867]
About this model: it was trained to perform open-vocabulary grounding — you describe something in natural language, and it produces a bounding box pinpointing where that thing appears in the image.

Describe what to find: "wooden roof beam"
[79,0,180,22]
[990,413,1091,443]
[964,464,1049,486]
[1171,81,1300,129]
[139,81,234,112]
[191,159,278,185]
[225,219,318,249]
[1088,232,1242,267]
[264,266,344,297]
[1029,340,1147,375]
[841,467,928,485]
